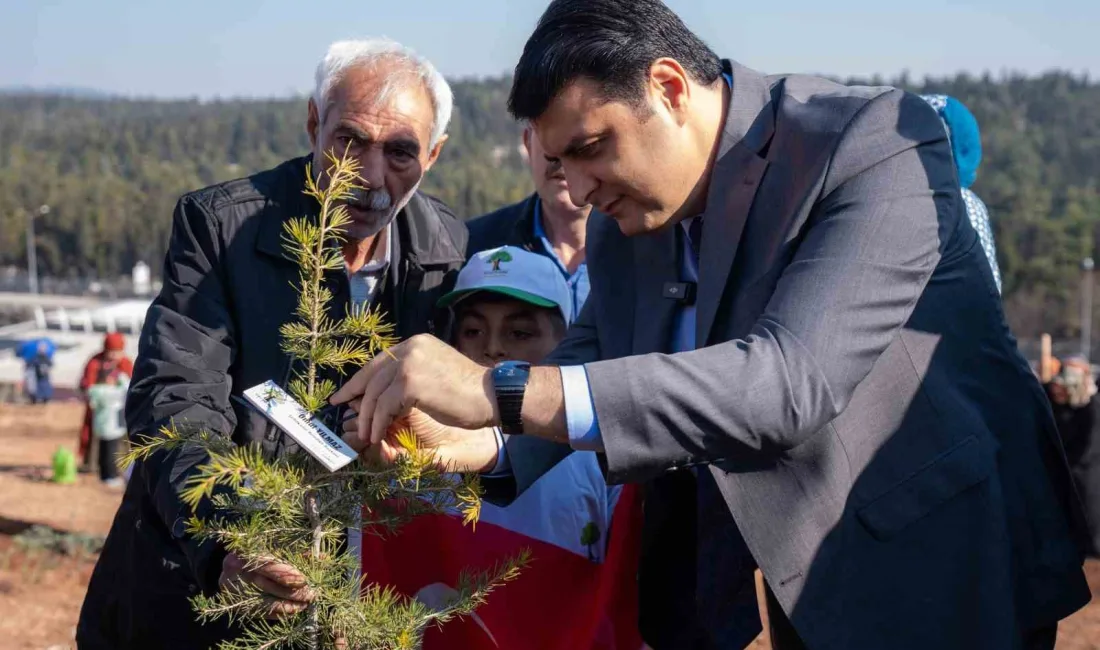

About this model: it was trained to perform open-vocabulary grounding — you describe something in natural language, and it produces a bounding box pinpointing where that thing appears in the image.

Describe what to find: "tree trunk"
[306,491,322,650]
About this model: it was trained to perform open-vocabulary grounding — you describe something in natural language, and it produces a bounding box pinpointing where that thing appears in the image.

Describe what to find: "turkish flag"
[359,483,644,650]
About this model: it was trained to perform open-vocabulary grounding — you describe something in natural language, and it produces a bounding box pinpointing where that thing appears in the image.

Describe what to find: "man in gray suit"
[332,1,1090,647]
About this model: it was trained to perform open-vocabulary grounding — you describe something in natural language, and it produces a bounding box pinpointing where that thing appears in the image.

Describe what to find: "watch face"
[493,361,531,386]
[495,360,529,370]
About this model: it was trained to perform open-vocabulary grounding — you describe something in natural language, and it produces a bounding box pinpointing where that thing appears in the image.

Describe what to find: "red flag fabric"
[358,453,645,650]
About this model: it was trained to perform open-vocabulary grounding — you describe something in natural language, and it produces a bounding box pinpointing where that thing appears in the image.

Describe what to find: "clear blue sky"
[2,0,1096,99]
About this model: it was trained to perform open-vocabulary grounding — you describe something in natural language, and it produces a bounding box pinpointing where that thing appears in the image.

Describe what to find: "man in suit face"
[530,71,723,237]
[333,1,1091,648]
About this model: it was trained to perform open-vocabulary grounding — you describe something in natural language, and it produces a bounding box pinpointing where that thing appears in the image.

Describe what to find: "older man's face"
[308,65,445,240]
[524,127,589,216]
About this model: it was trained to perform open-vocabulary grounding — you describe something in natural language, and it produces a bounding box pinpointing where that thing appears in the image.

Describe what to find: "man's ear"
[649,58,691,125]
[521,126,533,161]
[306,98,320,149]
[424,134,449,172]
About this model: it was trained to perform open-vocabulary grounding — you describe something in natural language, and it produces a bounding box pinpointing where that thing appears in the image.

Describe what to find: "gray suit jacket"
[491,60,1090,649]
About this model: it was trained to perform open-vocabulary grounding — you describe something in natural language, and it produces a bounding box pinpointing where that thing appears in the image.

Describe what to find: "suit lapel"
[695,61,776,348]
[632,227,680,354]
[696,150,768,347]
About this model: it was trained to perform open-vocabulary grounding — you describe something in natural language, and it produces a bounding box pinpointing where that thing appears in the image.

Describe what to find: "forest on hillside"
[1,71,1098,340]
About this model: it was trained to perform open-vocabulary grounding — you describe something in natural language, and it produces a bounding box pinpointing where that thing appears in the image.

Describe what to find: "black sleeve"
[125,194,237,595]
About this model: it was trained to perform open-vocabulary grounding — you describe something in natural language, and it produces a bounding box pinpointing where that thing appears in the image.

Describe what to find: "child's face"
[454,296,563,366]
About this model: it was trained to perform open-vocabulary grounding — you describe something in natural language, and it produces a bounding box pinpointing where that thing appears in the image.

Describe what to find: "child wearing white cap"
[358,245,644,650]
[438,245,573,366]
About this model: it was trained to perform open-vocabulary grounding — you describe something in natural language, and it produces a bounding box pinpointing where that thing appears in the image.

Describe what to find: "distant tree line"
[1,71,1098,341]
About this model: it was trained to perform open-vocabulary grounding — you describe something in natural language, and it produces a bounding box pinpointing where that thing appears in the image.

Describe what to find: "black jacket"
[465,193,540,259]
[77,156,467,649]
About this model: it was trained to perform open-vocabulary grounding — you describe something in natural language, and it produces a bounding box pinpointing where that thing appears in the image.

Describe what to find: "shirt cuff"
[483,427,512,475]
[560,365,604,452]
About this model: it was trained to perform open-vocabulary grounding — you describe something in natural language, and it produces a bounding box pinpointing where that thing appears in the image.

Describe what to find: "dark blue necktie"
[688,217,704,261]
[687,215,764,644]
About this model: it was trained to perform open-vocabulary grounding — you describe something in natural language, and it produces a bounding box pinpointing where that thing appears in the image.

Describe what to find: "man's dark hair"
[508,0,723,121]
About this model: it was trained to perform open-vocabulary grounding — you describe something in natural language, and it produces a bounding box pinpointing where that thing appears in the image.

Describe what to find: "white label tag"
[243,380,357,472]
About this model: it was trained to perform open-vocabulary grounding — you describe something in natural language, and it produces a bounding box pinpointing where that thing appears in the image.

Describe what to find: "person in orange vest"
[356,247,644,650]
[79,333,134,470]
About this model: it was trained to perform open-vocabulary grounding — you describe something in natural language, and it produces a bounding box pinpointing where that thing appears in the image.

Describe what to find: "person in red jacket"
[79,333,133,469]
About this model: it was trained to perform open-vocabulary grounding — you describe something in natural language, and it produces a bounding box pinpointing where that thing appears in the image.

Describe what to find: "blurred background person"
[87,372,131,488]
[78,333,133,471]
[17,337,55,404]
[23,339,54,405]
[466,126,592,317]
[1046,356,1100,556]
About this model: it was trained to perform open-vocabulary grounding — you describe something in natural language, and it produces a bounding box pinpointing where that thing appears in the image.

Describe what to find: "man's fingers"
[341,404,364,451]
[369,382,411,447]
[377,438,403,464]
[220,554,314,619]
[219,552,246,590]
[242,561,313,603]
[254,560,308,587]
[342,403,359,430]
[355,362,399,447]
[329,343,400,405]
[358,441,385,463]
[342,428,368,454]
[262,595,309,619]
[248,571,314,603]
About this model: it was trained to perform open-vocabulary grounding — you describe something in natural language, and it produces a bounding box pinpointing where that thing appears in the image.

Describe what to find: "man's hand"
[218,553,313,618]
[330,334,499,448]
[342,404,500,473]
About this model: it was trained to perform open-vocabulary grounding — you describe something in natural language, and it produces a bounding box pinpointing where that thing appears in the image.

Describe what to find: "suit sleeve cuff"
[560,365,604,452]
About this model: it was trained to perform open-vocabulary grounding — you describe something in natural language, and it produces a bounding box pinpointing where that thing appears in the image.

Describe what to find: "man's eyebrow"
[334,122,372,141]
[335,123,421,155]
[387,137,421,155]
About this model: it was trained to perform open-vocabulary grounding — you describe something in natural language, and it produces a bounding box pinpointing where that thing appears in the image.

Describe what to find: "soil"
[0,402,1097,649]
[0,403,122,650]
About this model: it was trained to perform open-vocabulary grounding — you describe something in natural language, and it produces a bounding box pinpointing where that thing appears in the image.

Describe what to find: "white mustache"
[348,187,392,212]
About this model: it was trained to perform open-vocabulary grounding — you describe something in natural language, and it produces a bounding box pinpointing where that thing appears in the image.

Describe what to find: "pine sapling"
[124,150,526,650]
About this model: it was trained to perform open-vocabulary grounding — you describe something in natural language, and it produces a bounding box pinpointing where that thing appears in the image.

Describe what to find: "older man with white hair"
[77,38,467,649]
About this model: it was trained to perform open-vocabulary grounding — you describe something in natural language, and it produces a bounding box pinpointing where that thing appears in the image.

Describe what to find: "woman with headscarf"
[78,332,134,470]
[921,94,1003,293]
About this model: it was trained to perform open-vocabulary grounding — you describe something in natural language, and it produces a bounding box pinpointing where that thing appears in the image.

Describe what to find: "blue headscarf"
[922,94,1001,294]
[920,94,982,188]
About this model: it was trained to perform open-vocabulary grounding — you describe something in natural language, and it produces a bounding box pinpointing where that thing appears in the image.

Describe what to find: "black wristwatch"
[492,361,531,435]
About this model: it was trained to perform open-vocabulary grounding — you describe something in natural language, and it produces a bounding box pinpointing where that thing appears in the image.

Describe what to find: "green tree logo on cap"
[488,249,513,271]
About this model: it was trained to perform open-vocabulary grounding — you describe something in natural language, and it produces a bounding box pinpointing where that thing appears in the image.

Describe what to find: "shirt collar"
[533,199,546,239]
[351,222,392,275]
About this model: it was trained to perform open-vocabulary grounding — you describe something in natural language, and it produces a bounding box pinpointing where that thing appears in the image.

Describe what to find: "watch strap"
[497,384,526,435]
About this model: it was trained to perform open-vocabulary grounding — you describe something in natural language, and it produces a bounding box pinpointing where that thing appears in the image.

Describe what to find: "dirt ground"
[0,402,1098,650]
[0,402,123,650]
